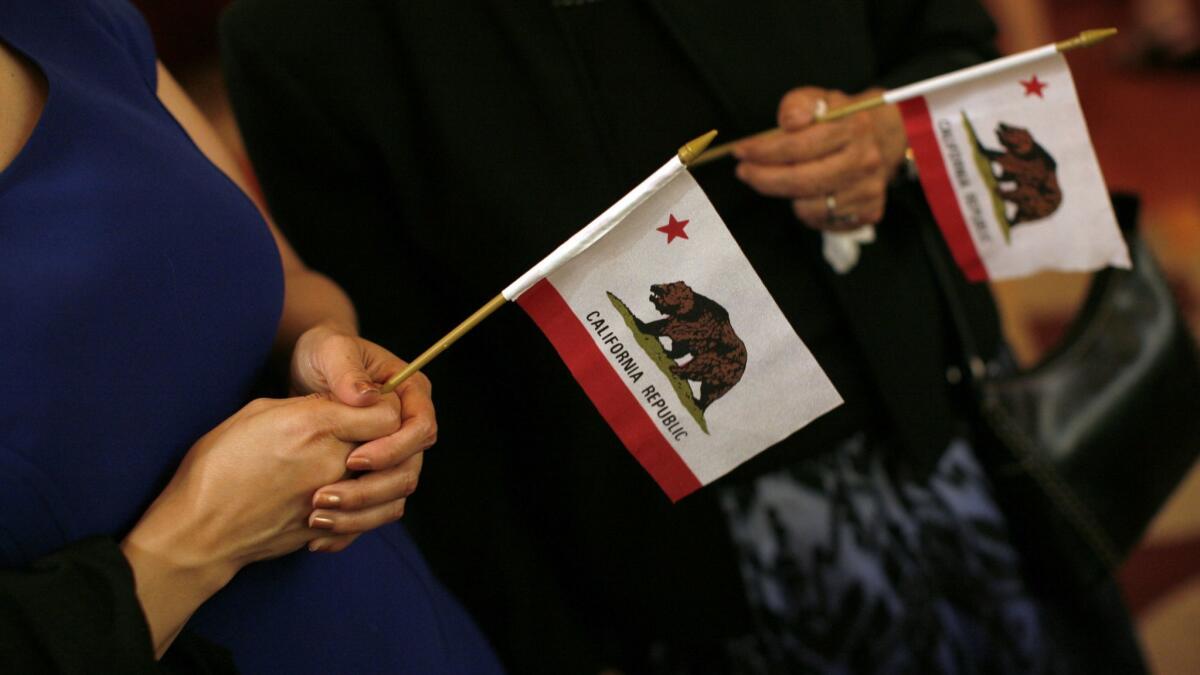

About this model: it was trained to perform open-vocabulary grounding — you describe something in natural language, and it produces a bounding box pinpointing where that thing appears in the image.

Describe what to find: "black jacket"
[0,538,234,674]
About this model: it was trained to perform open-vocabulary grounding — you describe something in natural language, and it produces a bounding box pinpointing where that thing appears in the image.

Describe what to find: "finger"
[792,194,886,231]
[314,333,382,407]
[346,373,436,470]
[778,87,830,130]
[301,395,404,443]
[735,148,859,200]
[345,419,432,472]
[789,178,881,219]
[313,454,422,510]
[308,498,408,535]
[307,532,361,554]
[733,123,851,165]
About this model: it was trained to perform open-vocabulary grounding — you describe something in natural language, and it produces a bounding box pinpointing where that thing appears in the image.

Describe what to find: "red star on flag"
[1020,75,1048,98]
[657,214,690,243]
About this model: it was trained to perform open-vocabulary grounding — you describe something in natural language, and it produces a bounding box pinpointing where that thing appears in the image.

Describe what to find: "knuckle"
[328,515,362,535]
[400,472,420,498]
[784,172,809,196]
[411,418,437,446]
[385,403,404,430]
[860,145,882,171]
[328,534,357,552]
[243,398,273,415]
[319,461,349,487]
[826,89,850,105]
[786,86,822,104]
[276,409,315,439]
[735,161,757,182]
[791,200,812,222]
[391,499,407,521]
[414,372,433,393]
[341,487,367,510]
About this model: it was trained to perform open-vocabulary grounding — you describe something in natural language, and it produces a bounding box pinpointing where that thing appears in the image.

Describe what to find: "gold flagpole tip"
[678,130,719,165]
[1057,27,1118,52]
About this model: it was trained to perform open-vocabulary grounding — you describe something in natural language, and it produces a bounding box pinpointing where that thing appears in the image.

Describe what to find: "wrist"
[120,508,239,657]
[122,506,239,601]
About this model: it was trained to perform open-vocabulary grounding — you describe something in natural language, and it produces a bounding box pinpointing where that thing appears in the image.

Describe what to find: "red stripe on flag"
[516,279,703,502]
[899,97,989,282]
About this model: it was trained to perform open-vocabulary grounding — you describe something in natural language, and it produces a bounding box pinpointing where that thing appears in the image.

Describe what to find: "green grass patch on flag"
[963,111,1015,243]
[607,292,709,435]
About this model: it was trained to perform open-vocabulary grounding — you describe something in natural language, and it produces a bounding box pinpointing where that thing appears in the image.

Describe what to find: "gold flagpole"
[380,293,507,393]
[380,130,719,394]
[690,28,1117,168]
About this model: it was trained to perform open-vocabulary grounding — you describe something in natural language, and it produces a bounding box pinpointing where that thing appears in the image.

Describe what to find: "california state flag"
[506,157,842,501]
[899,52,1130,281]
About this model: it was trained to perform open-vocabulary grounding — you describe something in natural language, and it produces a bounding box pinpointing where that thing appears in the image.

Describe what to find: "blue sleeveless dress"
[0,1,501,672]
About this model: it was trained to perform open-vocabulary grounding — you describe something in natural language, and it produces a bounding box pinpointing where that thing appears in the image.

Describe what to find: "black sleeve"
[216,1,437,357]
[869,0,999,88]
[0,537,235,675]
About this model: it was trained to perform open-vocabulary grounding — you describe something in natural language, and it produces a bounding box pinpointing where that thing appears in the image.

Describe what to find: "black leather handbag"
[926,194,1200,588]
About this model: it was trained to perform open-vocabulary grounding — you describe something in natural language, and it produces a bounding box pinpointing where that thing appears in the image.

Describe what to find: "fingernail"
[314,493,341,509]
[308,541,326,552]
[310,514,335,529]
[346,456,372,471]
[355,381,380,396]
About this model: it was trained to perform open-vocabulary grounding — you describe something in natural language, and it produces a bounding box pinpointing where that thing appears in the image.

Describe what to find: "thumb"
[328,363,382,407]
[311,336,381,407]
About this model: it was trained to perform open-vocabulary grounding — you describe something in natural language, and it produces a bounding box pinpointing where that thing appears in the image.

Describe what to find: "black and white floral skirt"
[717,433,1078,674]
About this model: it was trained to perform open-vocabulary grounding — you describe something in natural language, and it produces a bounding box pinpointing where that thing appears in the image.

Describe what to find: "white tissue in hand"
[822,226,876,274]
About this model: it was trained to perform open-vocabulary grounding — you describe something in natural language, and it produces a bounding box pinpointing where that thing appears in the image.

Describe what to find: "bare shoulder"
[0,41,47,174]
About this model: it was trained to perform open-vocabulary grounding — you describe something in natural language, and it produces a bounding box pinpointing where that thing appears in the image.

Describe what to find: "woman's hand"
[121,393,404,655]
[289,324,437,553]
[733,87,908,231]
[290,323,394,403]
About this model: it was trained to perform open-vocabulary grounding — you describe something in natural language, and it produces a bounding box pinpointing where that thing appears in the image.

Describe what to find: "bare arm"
[154,62,358,357]
[154,63,434,554]
[0,41,47,174]
[121,394,405,657]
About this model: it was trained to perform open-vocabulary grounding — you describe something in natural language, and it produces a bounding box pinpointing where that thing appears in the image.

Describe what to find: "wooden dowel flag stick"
[690,28,1117,167]
[380,130,720,394]
[379,293,507,392]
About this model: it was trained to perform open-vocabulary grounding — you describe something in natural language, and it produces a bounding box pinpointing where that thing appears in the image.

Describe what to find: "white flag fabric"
[899,52,1129,281]
[510,158,842,501]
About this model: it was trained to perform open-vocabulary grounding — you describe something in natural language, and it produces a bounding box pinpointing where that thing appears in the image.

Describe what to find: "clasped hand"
[127,324,434,586]
[288,324,436,553]
[733,87,908,231]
